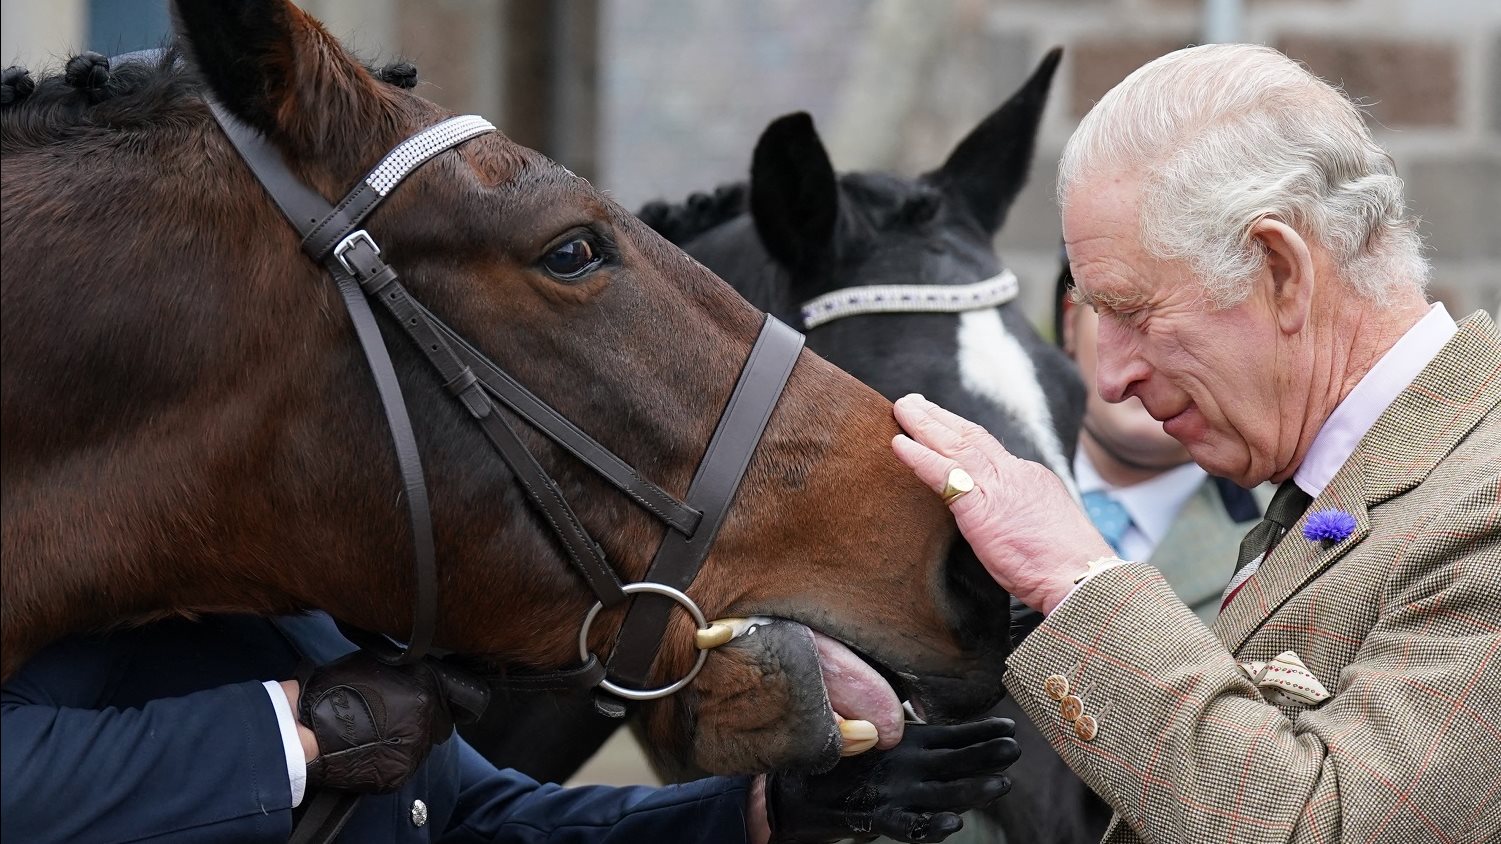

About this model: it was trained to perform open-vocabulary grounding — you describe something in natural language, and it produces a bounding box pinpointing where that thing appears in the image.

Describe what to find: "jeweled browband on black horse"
[207,102,804,708]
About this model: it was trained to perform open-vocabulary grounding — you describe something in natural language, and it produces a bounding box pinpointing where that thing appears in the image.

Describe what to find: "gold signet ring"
[940,467,975,505]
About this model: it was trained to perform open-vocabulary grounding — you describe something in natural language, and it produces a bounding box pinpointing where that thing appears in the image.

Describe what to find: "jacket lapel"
[1215,460,1371,650]
[1215,312,1501,652]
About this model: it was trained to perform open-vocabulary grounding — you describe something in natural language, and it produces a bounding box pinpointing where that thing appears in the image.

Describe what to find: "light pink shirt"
[1293,303,1457,497]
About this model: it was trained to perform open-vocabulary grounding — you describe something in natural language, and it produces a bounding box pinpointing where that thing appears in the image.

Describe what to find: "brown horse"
[0,0,1013,776]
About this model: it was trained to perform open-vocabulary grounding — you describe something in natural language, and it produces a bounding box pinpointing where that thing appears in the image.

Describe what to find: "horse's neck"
[0,249,410,677]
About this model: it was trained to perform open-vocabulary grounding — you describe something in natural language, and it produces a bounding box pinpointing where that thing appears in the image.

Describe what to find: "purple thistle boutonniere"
[1303,509,1357,543]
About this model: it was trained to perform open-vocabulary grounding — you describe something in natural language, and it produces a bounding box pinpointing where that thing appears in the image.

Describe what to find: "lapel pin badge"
[1303,508,1356,544]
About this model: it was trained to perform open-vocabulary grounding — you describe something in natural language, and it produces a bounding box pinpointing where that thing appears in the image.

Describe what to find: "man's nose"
[1094,324,1148,403]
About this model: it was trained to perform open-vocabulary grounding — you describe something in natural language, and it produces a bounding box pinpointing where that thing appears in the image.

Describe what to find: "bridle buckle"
[333,229,381,276]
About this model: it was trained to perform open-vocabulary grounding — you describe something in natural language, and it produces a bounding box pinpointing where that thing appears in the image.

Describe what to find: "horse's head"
[640,50,1085,489]
[0,0,1017,775]
[636,58,1088,776]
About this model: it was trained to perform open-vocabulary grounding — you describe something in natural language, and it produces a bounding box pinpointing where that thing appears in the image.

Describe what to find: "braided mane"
[635,182,748,245]
[1,45,419,150]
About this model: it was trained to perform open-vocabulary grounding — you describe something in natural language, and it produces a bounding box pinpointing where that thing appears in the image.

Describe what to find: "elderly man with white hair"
[895,43,1500,843]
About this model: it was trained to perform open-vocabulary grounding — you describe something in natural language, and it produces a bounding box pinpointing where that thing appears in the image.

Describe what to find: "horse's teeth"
[694,622,737,650]
[838,719,879,756]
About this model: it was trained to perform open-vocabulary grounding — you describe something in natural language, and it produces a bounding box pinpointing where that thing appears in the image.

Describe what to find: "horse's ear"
[928,47,1062,234]
[751,112,839,271]
[173,0,387,166]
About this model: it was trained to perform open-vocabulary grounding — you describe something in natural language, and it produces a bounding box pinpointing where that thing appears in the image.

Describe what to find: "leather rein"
[208,103,805,707]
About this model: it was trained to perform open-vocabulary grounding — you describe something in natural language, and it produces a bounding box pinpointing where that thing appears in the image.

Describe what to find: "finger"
[920,813,965,843]
[921,737,1021,780]
[874,809,964,843]
[925,401,1014,459]
[903,774,1014,811]
[893,394,969,456]
[896,394,1018,466]
[892,433,964,498]
[910,716,1016,749]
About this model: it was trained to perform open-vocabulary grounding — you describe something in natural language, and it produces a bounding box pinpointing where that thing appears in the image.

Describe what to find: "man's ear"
[1061,296,1080,357]
[1252,218,1316,336]
[173,0,393,174]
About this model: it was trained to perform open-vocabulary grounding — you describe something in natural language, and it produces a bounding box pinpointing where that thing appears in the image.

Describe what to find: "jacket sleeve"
[1,669,294,844]
[1002,485,1501,844]
[440,740,752,844]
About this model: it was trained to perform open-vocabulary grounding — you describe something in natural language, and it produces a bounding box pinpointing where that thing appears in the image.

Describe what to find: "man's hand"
[763,717,1020,844]
[291,651,487,793]
[891,394,1113,613]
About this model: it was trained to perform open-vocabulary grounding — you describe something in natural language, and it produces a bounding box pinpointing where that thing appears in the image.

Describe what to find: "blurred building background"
[3,0,1495,786]
[5,0,1496,321]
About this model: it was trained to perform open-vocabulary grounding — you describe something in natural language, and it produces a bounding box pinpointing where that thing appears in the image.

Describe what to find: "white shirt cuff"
[262,680,308,808]
[1050,559,1135,613]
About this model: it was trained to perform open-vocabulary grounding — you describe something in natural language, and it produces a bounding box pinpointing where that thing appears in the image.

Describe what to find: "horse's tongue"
[812,631,904,750]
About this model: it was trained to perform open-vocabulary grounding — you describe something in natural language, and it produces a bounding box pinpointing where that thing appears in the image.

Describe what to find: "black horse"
[462,49,1108,844]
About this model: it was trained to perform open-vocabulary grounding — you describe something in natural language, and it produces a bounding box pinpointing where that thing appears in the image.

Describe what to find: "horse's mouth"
[711,616,913,756]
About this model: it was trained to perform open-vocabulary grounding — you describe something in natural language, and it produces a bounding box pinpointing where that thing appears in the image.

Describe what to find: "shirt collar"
[1074,447,1207,546]
[1293,302,1458,497]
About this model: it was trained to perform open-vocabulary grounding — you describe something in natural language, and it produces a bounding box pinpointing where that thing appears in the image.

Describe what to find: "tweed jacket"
[1004,312,1501,844]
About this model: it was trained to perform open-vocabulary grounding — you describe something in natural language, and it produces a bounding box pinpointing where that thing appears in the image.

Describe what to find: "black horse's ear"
[750,112,839,271]
[173,0,389,169]
[927,47,1062,234]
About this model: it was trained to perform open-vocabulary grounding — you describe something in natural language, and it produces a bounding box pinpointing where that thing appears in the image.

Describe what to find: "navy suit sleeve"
[441,740,752,844]
[1,676,294,844]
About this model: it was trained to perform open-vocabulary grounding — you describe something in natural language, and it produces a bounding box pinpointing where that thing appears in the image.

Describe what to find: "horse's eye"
[541,237,601,281]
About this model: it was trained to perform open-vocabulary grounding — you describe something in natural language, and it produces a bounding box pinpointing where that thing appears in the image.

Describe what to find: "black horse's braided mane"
[636,178,944,247]
[1,43,419,147]
[636,182,748,245]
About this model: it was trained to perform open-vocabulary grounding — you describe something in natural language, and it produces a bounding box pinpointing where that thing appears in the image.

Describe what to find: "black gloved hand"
[766,716,1019,844]
[296,651,489,793]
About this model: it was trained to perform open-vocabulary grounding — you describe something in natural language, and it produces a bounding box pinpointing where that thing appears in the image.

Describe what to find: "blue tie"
[1082,490,1132,556]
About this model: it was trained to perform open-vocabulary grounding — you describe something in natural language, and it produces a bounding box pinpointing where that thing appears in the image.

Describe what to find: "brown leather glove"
[296,651,488,793]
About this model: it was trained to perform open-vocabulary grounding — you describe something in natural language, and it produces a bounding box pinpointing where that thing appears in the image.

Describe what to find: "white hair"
[1058,43,1429,306]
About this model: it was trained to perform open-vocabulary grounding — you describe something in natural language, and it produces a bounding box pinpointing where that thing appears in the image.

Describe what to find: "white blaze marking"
[956,308,1081,502]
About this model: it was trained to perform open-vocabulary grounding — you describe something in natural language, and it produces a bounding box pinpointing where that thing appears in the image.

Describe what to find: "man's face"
[1064,300,1193,470]
[1063,176,1297,485]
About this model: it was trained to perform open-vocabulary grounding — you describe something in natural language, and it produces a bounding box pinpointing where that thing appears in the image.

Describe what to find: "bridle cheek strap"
[596,318,802,711]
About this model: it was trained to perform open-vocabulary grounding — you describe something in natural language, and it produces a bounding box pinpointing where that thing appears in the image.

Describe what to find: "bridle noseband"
[209,103,803,707]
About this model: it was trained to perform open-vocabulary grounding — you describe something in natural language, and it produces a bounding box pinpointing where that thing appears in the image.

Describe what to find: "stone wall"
[599,0,1501,324]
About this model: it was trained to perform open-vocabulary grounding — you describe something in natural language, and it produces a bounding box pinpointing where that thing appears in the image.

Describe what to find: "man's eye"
[541,238,602,280]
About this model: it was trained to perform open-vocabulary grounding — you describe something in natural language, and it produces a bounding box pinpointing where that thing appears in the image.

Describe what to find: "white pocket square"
[1239,650,1331,706]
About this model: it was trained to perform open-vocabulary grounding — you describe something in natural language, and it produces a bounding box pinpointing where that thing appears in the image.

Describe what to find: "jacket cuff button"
[1043,674,1070,701]
[1074,714,1098,742]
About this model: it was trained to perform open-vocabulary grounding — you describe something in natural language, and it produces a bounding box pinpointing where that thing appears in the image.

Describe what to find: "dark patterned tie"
[1234,482,1313,574]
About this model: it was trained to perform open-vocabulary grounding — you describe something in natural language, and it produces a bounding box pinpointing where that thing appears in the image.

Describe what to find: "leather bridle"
[208,103,804,707]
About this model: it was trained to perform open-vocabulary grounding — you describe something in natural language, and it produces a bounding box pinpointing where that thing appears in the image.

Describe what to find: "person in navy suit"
[2,611,1018,843]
